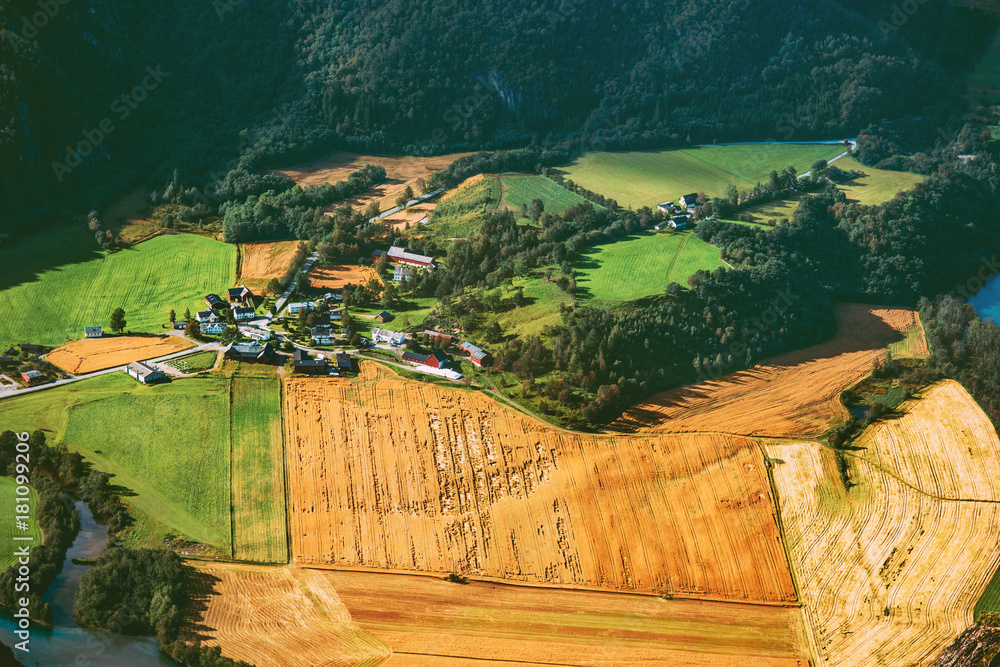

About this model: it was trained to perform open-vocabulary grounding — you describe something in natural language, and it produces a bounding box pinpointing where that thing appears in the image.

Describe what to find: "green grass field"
[418,175,499,240]
[575,232,726,301]
[0,373,232,552]
[834,157,925,205]
[557,144,846,209]
[164,351,219,373]
[498,174,594,217]
[0,230,237,349]
[230,372,287,563]
[976,563,1000,620]
[0,478,42,569]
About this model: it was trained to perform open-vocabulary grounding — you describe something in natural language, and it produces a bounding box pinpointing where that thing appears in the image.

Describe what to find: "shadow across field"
[0,226,103,293]
[179,568,224,642]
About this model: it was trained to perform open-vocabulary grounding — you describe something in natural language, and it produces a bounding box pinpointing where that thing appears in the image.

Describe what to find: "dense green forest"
[2,0,998,236]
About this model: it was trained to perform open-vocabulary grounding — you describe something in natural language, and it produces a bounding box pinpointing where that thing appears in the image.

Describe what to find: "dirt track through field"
[611,304,928,438]
[323,569,812,666]
[47,336,194,374]
[284,364,795,602]
[182,562,389,667]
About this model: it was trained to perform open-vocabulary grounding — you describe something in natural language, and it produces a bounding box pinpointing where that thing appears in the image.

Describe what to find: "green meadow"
[557,143,846,209]
[229,370,287,563]
[575,232,726,302]
[834,157,925,206]
[498,174,594,217]
[0,368,286,561]
[0,478,42,569]
[0,228,236,349]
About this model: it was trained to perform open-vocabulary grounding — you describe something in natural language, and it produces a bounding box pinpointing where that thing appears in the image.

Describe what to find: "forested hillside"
[1,0,996,236]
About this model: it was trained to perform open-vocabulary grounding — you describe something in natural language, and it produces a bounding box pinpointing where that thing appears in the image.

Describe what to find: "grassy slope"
[835,156,926,205]
[0,478,42,569]
[499,174,594,216]
[0,231,237,349]
[230,371,288,563]
[558,144,845,209]
[575,232,726,302]
[0,373,232,551]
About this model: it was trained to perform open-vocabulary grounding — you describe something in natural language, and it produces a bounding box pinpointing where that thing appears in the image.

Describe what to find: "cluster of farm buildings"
[654,193,699,230]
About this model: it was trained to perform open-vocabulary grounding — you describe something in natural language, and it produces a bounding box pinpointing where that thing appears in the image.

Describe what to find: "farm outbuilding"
[461,341,492,367]
[125,361,166,385]
[374,311,392,323]
[205,294,226,309]
[20,370,44,383]
[85,326,103,338]
[226,341,274,362]
[227,285,255,306]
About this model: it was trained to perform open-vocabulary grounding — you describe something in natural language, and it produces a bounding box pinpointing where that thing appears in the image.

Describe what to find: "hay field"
[835,157,926,206]
[309,264,379,290]
[47,336,194,374]
[230,374,288,563]
[239,241,302,294]
[766,441,1000,667]
[272,151,472,213]
[855,380,1000,502]
[183,563,389,667]
[612,304,928,438]
[284,364,795,602]
[0,479,42,570]
[324,570,812,666]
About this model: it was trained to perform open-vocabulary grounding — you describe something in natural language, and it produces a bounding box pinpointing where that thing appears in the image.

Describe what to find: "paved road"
[797,147,853,179]
[269,251,320,317]
[0,338,223,401]
[355,188,445,230]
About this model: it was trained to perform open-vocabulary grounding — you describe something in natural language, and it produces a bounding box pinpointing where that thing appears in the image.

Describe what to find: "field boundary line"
[228,376,236,558]
[297,564,804,607]
[678,149,754,187]
[279,370,293,565]
[391,652,578,666]
[664,232,690,283]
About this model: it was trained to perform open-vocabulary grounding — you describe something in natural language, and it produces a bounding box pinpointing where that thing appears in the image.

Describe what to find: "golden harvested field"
[856,380,1000,502]
[273,151,472,213]
[612,304,928,438]
[238,241,302,294]
[183,562,390,667]
[383,201,438,230]
[47,336,194,374]
[766,441,1000,667]
[323,570,813,666]
[308,264,380,290]
[284,364,795,602]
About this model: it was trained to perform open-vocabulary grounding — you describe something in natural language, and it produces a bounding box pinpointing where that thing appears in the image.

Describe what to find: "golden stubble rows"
[284,364,796,603]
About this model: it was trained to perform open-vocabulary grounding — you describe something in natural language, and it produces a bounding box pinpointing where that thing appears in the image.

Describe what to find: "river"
[0,500,176,666]
[970,273,1000,324]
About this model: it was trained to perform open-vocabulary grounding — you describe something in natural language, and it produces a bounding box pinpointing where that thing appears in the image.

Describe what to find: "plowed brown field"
[612,304,928,438]
[238,241,302,294]
[284,364,795,602]
[183,562,389,667]
[308,264,379,290]
[272,152,471,213]
[323,570,812,666]
[767,441,1000,667]
[856,380,1000,502]
[47,336,194,374]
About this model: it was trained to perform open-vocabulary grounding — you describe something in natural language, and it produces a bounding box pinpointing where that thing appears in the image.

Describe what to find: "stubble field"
[238,241,302,294]
[324,569,812,666]
[612,304,928,437]
[766,439,1000,666]
[47,336,194,374]
[183,562,389,667]
[308,264,380,290]
[284,364,795,602]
